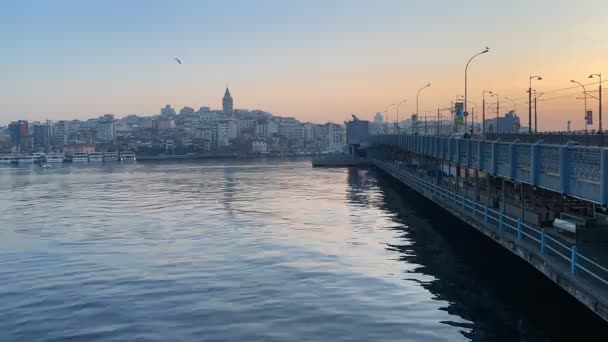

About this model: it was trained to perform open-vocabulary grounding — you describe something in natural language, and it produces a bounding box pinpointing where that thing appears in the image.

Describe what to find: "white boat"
[32,153,46,163]
[17,155,36,164]
[120,152,136,161]
[72,153,89,162]
[103,152,119,162]
[88,152,104,162]
[0,155,17,164]
[46,154,65,163]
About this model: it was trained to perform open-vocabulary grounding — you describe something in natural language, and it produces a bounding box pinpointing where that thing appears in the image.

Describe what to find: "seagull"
[174,57,182,65]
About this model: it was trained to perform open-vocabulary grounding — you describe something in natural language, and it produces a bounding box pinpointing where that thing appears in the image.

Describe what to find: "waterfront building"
[52,120,69,148]
[97,115,116,143]
[9,120,29,152]
[256,120,279,138]
[64,143,95,156]
[33,122,51,149]
[252,139,267,154]
[278,121,304,141]
[325,122,345,151]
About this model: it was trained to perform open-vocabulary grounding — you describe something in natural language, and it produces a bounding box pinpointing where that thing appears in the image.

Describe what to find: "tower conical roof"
[223,87,232,99]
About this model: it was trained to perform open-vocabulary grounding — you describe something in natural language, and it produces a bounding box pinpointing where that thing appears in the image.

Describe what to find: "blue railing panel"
[368,134,605,205]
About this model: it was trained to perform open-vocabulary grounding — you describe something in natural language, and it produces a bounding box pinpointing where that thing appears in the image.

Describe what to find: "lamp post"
[464,47,490,130]
[529,75,542,133]
[589,74,602,133]
[492,93,500,133]
[416,83,431,134]
[482,91,492,137]
[395,99,407,134]
[571,80,588,132]
[385,103,395,134]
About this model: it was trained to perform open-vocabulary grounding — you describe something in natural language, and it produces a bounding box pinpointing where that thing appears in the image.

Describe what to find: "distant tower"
[223,86,234,116]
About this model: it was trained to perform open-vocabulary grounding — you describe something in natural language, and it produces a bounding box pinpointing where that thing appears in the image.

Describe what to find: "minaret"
[223,86,234,116]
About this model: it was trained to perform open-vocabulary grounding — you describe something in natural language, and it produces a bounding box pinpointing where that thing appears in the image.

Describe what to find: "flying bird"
[174,57,182,65]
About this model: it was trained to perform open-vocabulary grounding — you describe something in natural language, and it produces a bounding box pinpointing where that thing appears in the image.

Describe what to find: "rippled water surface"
[1,160,607,341]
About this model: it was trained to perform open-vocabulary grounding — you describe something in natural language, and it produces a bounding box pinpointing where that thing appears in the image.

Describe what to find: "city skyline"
[1,0,607,131]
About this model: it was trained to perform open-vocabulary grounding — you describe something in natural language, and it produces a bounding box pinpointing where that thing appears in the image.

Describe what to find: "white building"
[278,122,304,140]
[52,120,69,147]
[252,139,267,154]
[97,118,116,143]
[326,123,345,151]
[216,120,237,148]
[256,120,279,138]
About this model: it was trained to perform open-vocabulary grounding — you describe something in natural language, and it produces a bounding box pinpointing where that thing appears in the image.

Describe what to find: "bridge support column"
[519,183,525,222]
[501,178,506,213]
[475,169,479,203]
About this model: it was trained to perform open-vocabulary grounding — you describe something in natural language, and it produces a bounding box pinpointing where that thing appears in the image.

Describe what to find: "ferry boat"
[103,152,119,162]
[72,153,89,162]
[0,155,17,164]
[17,155,36,164]
[46,153,65,163]
[32,153,46,163]
[88,152,104,162]
[120,152,136,162]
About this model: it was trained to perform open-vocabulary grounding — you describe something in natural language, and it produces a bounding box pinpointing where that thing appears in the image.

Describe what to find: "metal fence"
[376,160,608,290]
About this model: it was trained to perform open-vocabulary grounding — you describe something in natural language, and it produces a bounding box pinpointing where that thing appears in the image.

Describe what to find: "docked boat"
[120,152,136,161]
[103,152,119,162]
[88,152,104,162]
[17,155,36,164]
[72,153,89,162]
[0,155,17,164]
[32,153,46,163]
[46,153,65,163]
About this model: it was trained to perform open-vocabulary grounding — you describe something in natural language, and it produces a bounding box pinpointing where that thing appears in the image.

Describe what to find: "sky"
[1,0,607,131]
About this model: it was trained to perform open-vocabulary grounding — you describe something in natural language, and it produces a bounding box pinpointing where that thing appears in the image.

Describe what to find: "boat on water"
[120,152,136,161]
[46,153,65,163]
[72,153,89,162]
[88,152,104,162]
[103,152,119,162]
[17,155,36,164]
[0,155,17,164]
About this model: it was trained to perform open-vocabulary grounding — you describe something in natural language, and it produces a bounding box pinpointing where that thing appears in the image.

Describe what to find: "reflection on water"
[0,160,606,341]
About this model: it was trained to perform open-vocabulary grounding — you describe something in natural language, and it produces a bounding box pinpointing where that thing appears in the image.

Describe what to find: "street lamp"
[385,103,395,134]
[589,73,602,133]
[504,96,517,114]
[396,99,407,134]
[529,75,542,133]
[416,83,431,134]
[464,47,490,129]
[482,90,492,137]
[571,80,588,132]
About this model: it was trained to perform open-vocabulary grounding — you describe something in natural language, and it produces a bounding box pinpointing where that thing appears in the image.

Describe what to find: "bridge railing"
[369,134,608,205]
[376,160,608,289]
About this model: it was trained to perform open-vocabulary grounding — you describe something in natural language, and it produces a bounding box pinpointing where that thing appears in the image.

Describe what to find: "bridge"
[350,132,608,322]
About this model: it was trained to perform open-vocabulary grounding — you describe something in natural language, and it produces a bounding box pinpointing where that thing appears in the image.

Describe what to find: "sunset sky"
[1,0,607,131]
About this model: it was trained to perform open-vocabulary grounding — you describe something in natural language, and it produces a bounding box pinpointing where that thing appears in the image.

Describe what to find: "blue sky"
[1,0,607,130]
